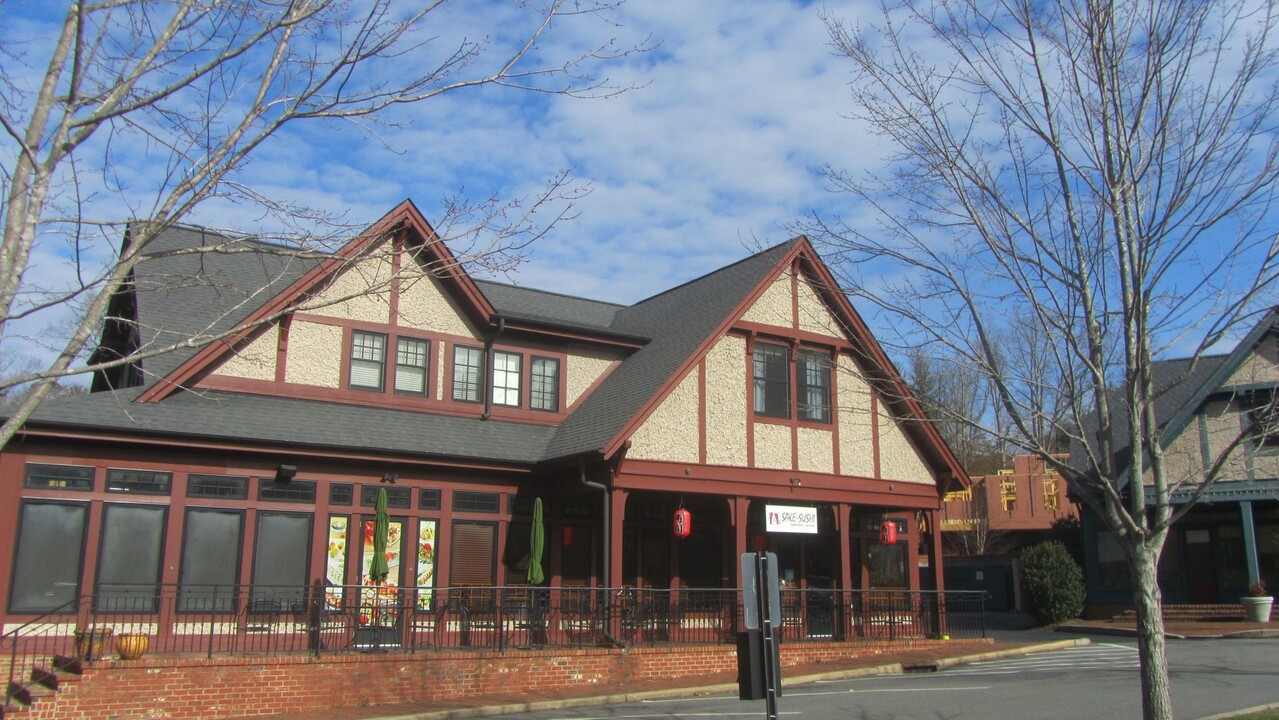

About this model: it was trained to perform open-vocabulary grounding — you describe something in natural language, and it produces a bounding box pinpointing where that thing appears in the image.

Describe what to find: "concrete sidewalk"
[261,636,1092,720]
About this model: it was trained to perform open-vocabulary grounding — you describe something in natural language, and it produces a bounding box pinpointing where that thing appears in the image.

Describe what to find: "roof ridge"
[624,238,800,310]
[473,277,628,309]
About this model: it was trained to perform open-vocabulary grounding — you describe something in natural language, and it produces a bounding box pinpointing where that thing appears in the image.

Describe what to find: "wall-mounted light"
[381,472,397,484]
[274,464,297,484]
[789,477,802,488]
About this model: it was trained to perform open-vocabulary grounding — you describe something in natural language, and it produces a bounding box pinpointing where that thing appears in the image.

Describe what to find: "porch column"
[609,488,628,588]
[1242,500,1261,586]
[928,510,945,592]
[837,503,852,592]
[732,496,750,587]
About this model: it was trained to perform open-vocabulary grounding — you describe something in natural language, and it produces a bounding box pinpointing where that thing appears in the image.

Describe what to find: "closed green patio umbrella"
[526,497,545,585]
[370,488,390,582]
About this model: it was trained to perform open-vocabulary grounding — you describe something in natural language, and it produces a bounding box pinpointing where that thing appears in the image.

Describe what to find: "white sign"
[765,504,818,534]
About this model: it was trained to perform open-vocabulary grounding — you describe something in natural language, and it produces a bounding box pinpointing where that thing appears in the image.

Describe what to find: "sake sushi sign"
[765,504,818,534]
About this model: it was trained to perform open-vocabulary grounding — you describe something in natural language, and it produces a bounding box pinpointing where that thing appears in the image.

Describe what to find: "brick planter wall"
[22,638,987,720]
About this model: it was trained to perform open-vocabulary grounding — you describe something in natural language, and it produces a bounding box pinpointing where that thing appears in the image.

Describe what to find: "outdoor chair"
[240,598,283,652]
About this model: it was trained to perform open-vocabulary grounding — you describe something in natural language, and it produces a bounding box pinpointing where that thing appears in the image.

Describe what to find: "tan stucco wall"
[837,354,875,477]
[283,321,343,388]
[566,344,623,409]
[705,336,748,467]
[753,422,793,470]
[1154,414,1207,486]
[877,395,934,484]
[797,426,834,474]
[306,254,393,324]
[212,325,278,381]
[1202,398,1250,480]
[741,269,793,329]
[397,272,480,340]
[796,274,843,338]
[627,370,700,463]
[1227,335,1279,387]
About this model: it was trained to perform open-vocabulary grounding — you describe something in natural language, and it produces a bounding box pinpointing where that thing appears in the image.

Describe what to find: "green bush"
[1021,540,1086,625]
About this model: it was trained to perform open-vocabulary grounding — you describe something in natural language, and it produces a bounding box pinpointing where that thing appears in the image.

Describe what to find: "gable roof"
[42,204,966,485]
[1072,307,1279,483]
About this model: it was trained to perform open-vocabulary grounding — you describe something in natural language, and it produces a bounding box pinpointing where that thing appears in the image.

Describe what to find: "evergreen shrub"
[1020,540,1086,625]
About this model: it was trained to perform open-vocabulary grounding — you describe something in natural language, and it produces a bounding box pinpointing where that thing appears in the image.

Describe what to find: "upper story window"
[531,356,560,412]
[395,337,429,395]
[492,351,522,407]
[350,330,386,391]
[797,349,832,423]
[753,342,790,418]
[1248,393,1279,450]
[453,346,484,403]
[753,342,833,424]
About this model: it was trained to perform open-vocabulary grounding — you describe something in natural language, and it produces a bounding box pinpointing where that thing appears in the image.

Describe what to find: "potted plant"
[73,626,114,661]
[1242,581,1273,622]
[114,632,149,660]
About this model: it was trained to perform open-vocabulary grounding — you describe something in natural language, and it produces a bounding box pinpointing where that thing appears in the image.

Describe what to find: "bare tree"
[0,0,639,450]
[803,1,1279,717]
[907,347,1003,474]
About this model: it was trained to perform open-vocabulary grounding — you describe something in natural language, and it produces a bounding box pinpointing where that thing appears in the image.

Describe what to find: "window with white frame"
[530,356,560,411]
[453,346,484,402]
[492,351,522,407]
[395,337,429,395]
[350,331,386,390]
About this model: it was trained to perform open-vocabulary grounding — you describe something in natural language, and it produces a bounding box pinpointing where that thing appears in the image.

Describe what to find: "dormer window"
[753,342,790,418]
[453,346,484,403]
[492,351,522,407]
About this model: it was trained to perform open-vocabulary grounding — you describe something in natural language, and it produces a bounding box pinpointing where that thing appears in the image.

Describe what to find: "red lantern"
[562,526,574,547]
[880,520,897,545]
[673,508,692,538]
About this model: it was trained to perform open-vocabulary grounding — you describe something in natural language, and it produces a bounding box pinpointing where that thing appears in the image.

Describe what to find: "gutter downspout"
[481,315,506,421]
[579,457,623,647]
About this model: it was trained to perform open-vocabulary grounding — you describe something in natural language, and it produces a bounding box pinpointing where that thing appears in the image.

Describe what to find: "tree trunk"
[1132,548,1173,720]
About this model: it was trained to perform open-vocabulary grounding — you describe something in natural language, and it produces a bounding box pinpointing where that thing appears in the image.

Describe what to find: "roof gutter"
[481,315,507,421]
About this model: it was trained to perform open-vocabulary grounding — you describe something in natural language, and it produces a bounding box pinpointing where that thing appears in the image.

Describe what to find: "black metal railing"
[2,583,986,701]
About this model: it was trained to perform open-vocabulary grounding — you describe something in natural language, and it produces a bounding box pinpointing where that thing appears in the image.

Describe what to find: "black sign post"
[738,552,782,719]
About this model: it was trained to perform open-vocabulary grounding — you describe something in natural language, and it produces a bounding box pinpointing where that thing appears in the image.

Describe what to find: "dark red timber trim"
[698,358,708,464]
[388,231,403,323]
[618,459,941,509]
[745,333,757,468]
[274,314,291,383]
[871,391,881,479]
[831,349,841,474]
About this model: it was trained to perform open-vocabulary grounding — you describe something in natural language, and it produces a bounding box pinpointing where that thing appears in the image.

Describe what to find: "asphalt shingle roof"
[33,222,804,467]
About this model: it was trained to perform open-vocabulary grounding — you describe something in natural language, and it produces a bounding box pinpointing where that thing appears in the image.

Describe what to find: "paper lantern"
[880,520,898,545]
[562,526,574,547]
[673,508,692,538]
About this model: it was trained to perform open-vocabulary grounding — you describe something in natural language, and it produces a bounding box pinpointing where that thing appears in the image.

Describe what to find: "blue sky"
[207,0,878,305]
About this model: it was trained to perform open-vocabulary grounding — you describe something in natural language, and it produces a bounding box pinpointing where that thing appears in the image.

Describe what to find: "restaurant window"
[454,490,500,514]
[505,521,532,586]
[350,330,386,391]
[106,468,172,495]
[360,484,411,508]
[258,478,317,503]
[492,351,522,407]
[450,521,497,586]
[252,512,312,603]
[395,337,429,395]
[453,346,484,403]
[178,509,243,612]
[8,501,87,612]
[530,356,560,411]
[96,504,167,612]
[329,482,354,506]
[867,541,907,589]
[419,488,441,510]
[187,473,249,500]
[24,463,94,491]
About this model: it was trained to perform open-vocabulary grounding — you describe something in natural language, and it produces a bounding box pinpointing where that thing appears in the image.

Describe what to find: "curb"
[367,638,1093,720]
[1198,701,1279,719]
[1056,624,1279,640]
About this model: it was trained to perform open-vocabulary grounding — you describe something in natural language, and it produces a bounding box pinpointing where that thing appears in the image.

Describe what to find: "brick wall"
[23,638,985,720]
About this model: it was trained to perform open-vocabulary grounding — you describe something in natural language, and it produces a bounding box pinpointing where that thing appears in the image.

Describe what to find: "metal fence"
[3,583,985,703]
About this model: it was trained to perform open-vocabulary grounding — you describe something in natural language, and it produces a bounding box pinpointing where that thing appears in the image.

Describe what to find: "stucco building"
[1,201,967,637]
